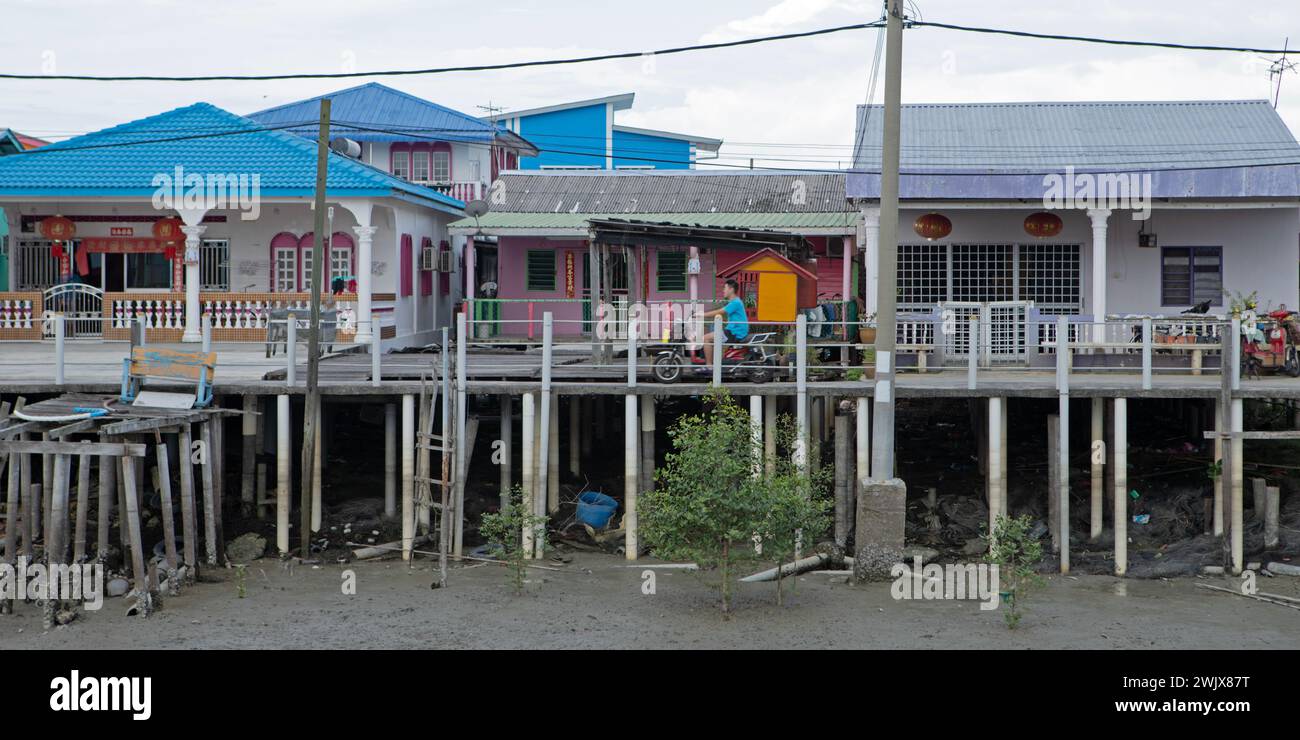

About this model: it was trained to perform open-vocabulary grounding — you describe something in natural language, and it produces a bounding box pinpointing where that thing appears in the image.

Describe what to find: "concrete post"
[967,316,978,390]
[384,403,396,519]
[624,393,639,561]
[276,395,291,555]
[854,478,906,581]
[521,392,536,558]
[795,314,808,472]
[286,316,297,387]
[548,391,559,514]
[855,396,870,485]
[371,327,382,387]
[750,395,763,479]
[1213,401,1224,536]
[1090,397,1104,541]
[765,395,777,478]
[1113,397,1127,576]
[1230,397,1244,575]
[568,397,580,478]
[712,315,723,386]
[353,225,378,344]
[1141,316,1153,390]
[401,393,415,561]
[988,397,1004,533]
[1264,485,1280,549]
[500,395,513,511]
[55,313,65,385]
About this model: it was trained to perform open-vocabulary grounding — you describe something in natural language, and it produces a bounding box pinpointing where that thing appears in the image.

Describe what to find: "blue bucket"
[576,491,619,529]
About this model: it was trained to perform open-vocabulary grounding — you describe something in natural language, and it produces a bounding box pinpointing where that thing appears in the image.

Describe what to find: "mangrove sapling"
[479,486,548,596]
[985,514,1045,629]
[640,391,768,617]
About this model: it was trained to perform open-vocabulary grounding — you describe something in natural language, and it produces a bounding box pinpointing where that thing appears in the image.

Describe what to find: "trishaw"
[1240,309,1300,378]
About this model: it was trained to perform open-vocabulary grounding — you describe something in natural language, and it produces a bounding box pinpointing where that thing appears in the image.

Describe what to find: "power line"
[0,22,884,82]
[910,20,1298,55]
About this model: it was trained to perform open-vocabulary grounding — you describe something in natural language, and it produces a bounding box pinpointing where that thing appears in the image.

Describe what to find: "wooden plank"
[48,417,104,439]
[0,440,147,457]
[129,347,217,381]
[101,414,201,436]
[1202,430,1300,440]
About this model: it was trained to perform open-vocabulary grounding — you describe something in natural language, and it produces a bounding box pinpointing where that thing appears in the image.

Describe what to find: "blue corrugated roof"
[0,102,464,211]
[848,99,1300,199]
[249,82,502,144]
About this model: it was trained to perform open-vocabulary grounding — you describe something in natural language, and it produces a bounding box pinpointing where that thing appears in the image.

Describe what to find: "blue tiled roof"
[249,82,503,144]
[0,102,464,211]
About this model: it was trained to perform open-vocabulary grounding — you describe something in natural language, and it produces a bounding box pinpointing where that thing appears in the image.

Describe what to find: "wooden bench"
[120,347,216,408]
[1051,341,1221,375]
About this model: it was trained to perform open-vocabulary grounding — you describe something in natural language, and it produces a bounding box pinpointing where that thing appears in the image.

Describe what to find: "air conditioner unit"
[438,249,454,273]
[421,243,436,271]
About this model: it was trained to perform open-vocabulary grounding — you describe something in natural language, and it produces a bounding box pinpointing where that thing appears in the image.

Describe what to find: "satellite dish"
[464,199,491,218]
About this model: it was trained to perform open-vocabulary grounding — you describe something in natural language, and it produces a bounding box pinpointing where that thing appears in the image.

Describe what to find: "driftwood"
[1198,583,1300,611]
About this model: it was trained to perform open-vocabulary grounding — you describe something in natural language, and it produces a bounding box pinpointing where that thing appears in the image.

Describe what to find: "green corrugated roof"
[449,211,856,231]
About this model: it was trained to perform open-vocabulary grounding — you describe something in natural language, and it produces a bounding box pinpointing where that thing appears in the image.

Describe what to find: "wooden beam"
[1202,430,1300,440]
[0,440,146,457]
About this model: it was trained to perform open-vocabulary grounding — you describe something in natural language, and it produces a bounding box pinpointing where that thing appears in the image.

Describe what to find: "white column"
[353,225,378,344]
[180,224,207,343]
[401,394,415,561]
[1087,208,1111,340]
[859,206,881,316]
[1113,397,1127,577]
[276,395,291,555]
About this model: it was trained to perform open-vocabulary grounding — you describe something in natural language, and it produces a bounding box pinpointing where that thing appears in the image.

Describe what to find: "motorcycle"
[648,332,783,383]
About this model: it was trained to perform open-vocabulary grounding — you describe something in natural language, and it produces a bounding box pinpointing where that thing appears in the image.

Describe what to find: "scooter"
[649,332,782,383]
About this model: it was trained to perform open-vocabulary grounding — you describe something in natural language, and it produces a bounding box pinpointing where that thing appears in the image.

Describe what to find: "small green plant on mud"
[235,564,247,599]
[641,390,831,616]
[479,486,548,596]
[985,514,1044,629]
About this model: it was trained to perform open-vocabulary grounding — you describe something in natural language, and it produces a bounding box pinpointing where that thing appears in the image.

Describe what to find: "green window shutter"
[657,251,687,292]
[526,250,555,291]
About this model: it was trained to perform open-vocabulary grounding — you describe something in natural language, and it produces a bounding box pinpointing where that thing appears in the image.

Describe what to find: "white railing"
[426,181,485,203]
[0,297,37,330]
[111,297,186,330]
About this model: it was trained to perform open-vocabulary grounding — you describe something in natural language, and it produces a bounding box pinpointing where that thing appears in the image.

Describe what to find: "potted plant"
[859,312,877,345]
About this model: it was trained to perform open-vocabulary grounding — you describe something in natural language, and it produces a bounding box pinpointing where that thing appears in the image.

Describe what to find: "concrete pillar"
[568,396,580,478]
[641,395,656,493]
[1265,485,1280,549]
[180,223,207,343]
[1047,414,1060,553]
[624,394,638,561]
[1087,208,1111,340]
[500,395,513,510]
[834,413,850,546]
[353,225,378,343]
[1230,397,1244,575]
[1057,396,1070,574]
[987,397,1005,532]
[241,395,257,517]
[1250,478,1266,522]
[854,478,905,581]
[749,395,763,479]
[276,395,290,555]
[1113,398,1127,576]
[547,391,559,513]
[765,395,778,477]
[1213,401,1224,536]
[521,392,536,557]
[384,403,396,519]
[401,394,415,561]
[860,207,880,316]
[855,396,869,485]
[1090,397,1104,541]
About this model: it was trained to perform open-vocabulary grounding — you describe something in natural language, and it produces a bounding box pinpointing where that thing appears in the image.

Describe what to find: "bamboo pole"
[72,446,90,563]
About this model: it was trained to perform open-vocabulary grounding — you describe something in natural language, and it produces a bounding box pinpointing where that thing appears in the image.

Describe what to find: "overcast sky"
[2,0,1298,169]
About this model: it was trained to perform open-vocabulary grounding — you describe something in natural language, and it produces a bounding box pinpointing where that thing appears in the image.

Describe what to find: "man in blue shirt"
[701,278,749,367]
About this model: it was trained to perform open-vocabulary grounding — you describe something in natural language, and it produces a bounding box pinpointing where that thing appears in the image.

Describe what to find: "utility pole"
[301,98,330,559]
[870,0,903,480]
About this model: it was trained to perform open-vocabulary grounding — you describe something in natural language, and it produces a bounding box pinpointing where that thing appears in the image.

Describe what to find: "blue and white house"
[494,93,722,170]
[0,101,467,347]
[847,99,1300,362]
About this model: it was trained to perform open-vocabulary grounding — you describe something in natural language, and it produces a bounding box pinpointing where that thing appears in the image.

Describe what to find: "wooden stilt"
[642,395,656,494]
[19,437,32,557]
[767,395,779,478]
[1047,414,1059,553]
[73,446,90,563]
[2,451,17,614]
[156,440,178,572]
[119,453,147,600]
[501,395,513,510]
[548,390,559,513]
[1090,397,1104,541]
[39,433,51,541]
[1213,401,1223,536]
[241,395,257,517]
[199,420,218,566]
[567,396,579,479]
[384,403,397,519]
[210,413,225,564]
[834,412,850,547]
[313,402,323,533]
[178,424,198,578]
[96,451,114,561]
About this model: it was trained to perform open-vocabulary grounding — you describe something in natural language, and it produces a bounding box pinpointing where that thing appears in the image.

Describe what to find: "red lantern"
[913,213,952,241]
[1023,211,1064,238]
[153,217,185,242]
[163,245,177,261]
[39,215,76,242]
[51,244,66,260]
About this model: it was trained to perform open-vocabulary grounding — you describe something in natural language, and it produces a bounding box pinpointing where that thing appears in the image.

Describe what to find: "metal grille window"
[526,249,555,291]
[656,251,687,292]
[1161,246,1222,307]
[200,239,230,291]
[16,239,61,290]
[951,244,1013,302]
[1019,243,1080,314]
[897,243,948,309]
